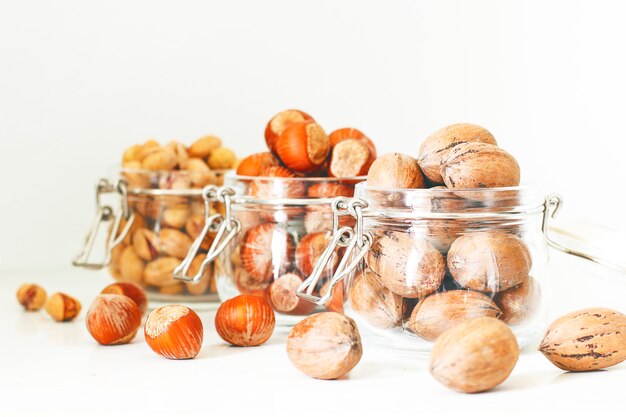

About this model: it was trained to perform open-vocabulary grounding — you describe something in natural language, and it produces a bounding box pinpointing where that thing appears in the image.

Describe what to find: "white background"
[1,0,626,270]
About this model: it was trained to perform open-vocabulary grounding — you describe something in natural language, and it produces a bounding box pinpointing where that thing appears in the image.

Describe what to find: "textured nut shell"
[306,183,354,198]
[276,121,330,173]
[188,135,222,159]
[320,280,344,313]
[539,307,626,371]
[86,294,141,345]
[430,317,519,393]
[494,276,541,324]
[208,147,236,169]
[367,153,425,189]
[157,228,193,259]
[329,139,374,178]
[287,312,362,380]
[17,284,47,311]
[441,142,520,189]
[240,224,293,283]
[249,166,305,199]
[418,123,497,184]
[236,152,280,176]
[215,295,276,346]
[162,204,191,229]
[269,273,315,315]
[409,290,502,340]
[295,232,338,278]
[144,257,181,287]
[101,282,147,315]
[45,292,82,322]
[448,232,531,293]
[304,205,355,234]
[144,305,203,359]
[133,228,160,261]
[265,109,314,153]
[348,270,403,329]
[367,231,445,298]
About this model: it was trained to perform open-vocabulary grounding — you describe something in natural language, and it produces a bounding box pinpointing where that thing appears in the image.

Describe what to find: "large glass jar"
[299,184,556,353]
[73,167,227,302]
[203,174,364,325]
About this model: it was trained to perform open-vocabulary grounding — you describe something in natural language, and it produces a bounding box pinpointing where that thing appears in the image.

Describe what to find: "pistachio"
[132,228,160,261]
[187,158,217,188]
[141,149,178,171]
[188,135,222,158]
[165,140,189,169]
[144,257,181,287]
[409,290,502,341]
[539,307,626,371]
[185,254,214,295]
[136,139,161,161]
[162,204,191,229]
[121,160,151,189]
[118,246,145,284]
[157,228,193,259]
[208,147,237,169]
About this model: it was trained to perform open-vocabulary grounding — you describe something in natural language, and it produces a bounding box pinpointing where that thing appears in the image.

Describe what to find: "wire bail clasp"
[173,186,241,282]
[297,198,372,305]
[73,179,135,269]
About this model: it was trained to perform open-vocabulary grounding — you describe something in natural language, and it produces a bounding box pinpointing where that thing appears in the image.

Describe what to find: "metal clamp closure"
[73,179,134,269]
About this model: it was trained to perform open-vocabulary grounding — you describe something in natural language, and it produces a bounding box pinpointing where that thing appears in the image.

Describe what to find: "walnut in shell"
[366,230,445,299]
[348,270,403,329]
[539,307,626,371]
[409,290,502,341]
[441,142,520,189]
[447,232,531,293]
[430,317,519,393]
[418,123,497,184]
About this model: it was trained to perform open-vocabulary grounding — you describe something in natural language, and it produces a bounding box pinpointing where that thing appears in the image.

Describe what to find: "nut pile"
[225,109,378,315]
[351,123,538,340]
[109,135,238,296]
[17,283,81,322]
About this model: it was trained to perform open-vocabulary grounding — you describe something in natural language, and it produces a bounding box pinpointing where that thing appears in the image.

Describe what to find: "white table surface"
[2,249,625,417]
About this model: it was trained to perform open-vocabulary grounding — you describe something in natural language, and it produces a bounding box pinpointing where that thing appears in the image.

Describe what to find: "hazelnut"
[208,147,237,169]
[239,224,294,284]
[367,153,425,188]
[493,276,541,324]
[275,121,330,173]
[264,109,314,153]
[539,307,626,371]
[236,152,280,176]
[144,257,181,287]
[329,138,376,178]
[306,183,354,198]
[215,295,276,346]
[366,230,445,298]
[286,312,363,380]
[145,304,204,359]
[101,282,147,315]
[269,273,316,315]
[86,294,141,345]
[348,270,403,329]
[409,290,502,341]
[118,246,145,284]
[447,232,531,293]
[108,243,125,281]
[295,232,338,278]
[441,142,520,189]
[249,166,306,199]
[45,292,82,322]
[418,123,497,184]
[188,135,222,159]
[430,317,519,393]
[16,283,47,311]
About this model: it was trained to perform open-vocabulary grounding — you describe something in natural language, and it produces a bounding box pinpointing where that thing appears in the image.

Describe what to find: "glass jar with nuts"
[74,137,237,302]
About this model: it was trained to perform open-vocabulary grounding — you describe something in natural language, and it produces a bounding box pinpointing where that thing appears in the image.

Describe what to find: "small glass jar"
[73,167,227,302]
[298,184,558,353]
[189,174,364,325]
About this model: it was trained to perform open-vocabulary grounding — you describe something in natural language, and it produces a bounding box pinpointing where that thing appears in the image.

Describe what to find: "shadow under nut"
[366,231,445,298]
[409,290,502,341]
[447,232,531,293]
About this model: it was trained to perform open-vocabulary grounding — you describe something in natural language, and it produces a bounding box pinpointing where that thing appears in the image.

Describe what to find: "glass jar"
[175,174,364,325]
[73,167,227,302]
[297,184,560,353]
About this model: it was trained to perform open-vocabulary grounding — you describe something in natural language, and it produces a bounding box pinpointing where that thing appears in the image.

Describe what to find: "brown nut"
[320,280,344,313]
[447,232,531,293]
[418,123,497,184]
[141,148,178,171]
[303,205,355,234]
[287,312,363,380]
[136,139,162,161]
[132,228,160,261]
[269,273,316,315]
[157,228,193,259]
[159,283,185,295]
[367,153,425,189]
[430,317,519,393]
[122,144,142,163]
[239,224,294,284]
[494,276,541,324]
[158,172,193,190]
[16,284,47,311]
[249,166,306,199]
[348,270,403,329]
[121,160,152,189]
[144,257,181,287]
[409,290,502,341]
[236,152,281,176]
[188,135,222,158]
[208,147,237,169]
[165,140,190,170]
[441,142,520,189]
[328,138,376,178]
[118,246,145,283]
[265,109,314,153]
[539,307,626,371]
[185,254,214,295]
[184,213,215,251]
[295,232,338,278]
[161,204,191,229]
[101,282,147,315]
[45,292,82,322]
[366,230,445,298]
[186,158,217,188]
[108,243,125,280]
[306,183,354,198]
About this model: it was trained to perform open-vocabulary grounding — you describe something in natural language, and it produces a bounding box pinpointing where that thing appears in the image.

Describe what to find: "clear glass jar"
[73,167,227,302]
[210,174,364,325]
[299,184,555,353]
